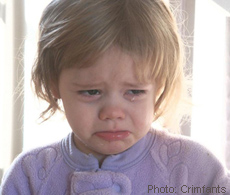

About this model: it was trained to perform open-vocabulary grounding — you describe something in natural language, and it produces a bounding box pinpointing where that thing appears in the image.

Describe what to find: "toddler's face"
[57,47,156,160]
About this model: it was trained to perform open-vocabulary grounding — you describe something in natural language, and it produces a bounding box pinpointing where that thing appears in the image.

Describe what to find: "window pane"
[23,0,71,151]
[191,0,230,166]
[0,0,6,172]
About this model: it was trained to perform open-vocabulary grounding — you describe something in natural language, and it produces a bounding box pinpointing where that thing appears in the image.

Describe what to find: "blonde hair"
[32,0,190,132]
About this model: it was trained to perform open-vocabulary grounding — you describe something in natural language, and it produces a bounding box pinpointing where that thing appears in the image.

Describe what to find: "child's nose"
[99,105,126,121]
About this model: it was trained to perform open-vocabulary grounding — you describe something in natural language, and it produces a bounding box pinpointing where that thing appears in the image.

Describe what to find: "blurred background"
[0,0,230,181]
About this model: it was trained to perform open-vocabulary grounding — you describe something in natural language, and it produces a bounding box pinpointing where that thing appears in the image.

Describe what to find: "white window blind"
[23,0,71,151]
[191,0,230,168]
[0,0,25,180]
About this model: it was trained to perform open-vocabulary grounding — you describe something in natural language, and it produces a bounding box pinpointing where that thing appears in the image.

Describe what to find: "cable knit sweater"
[1,129,230,194]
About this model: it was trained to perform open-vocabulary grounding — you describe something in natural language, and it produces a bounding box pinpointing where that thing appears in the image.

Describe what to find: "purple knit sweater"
[1,129,230,194]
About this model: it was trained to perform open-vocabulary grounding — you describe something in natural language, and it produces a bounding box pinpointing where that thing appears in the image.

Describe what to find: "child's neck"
[73,135,108,167]
[97,155,108,167]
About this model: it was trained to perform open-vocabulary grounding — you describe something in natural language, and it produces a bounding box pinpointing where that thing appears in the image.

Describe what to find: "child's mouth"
[95,130,130,141]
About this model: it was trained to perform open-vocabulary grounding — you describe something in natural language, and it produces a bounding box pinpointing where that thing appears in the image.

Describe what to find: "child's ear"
[51,82,61,99]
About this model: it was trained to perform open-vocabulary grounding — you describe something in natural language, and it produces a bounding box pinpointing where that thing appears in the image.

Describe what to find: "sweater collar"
[61,129,156,172]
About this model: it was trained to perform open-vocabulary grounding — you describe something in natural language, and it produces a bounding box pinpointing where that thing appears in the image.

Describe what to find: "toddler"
[1,0,230,194]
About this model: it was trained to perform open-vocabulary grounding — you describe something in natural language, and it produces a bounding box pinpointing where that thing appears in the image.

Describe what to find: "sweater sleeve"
[0,146,61,195]
[151,130,230,194]
[0,154,32,195]
[211,167,230,194]
[172,136,230,194]
[184,139,230,193]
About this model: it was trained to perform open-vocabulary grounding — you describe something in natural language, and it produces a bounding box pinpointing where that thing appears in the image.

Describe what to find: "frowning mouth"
[95,130,130,141]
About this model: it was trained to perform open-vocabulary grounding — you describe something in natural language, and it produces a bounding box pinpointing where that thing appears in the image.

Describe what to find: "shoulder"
[20,143,63,180]
[151,129,221,163]
[0,137,64,194]
[149,129,230,189]
[14,139,62,172]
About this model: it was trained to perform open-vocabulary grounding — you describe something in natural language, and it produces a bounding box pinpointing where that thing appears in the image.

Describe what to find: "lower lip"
[95,131,130,141]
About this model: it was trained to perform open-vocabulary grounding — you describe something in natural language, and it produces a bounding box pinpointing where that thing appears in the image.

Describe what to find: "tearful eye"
[127,90,146,95]
[125,90,146,101]
[78,90,100,96]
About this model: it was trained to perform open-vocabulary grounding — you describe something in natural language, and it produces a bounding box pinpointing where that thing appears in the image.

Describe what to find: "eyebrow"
[71,81,150,89]
[122,82,150,88]
[71,82,104,88]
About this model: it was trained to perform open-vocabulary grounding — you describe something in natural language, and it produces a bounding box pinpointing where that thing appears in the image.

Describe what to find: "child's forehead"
[61,46,154,84]
[67,46,135,70]
[42,0,173,84]
[66,47,135,73]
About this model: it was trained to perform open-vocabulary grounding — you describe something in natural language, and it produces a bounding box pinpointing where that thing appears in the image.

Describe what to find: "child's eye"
[125,90,146,101]
[126,90,146,95]
[78,90,100,96]
[127,89,145,96]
